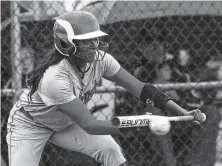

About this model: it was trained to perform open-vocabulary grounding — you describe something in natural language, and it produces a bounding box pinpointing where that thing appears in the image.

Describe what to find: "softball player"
[6,11,205,166]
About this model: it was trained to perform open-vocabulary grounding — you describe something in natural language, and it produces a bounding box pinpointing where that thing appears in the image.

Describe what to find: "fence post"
[10,1,22,103]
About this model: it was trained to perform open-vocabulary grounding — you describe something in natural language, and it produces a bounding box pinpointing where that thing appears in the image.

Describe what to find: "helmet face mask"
[73,39,109,62]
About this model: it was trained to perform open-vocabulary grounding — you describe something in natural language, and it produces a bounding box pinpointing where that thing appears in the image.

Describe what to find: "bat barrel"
[111,115,152,128]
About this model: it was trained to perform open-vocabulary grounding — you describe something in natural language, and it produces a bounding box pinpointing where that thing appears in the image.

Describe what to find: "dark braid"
[27,47,64,100]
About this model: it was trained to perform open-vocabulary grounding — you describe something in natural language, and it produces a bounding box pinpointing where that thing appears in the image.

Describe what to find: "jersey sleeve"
[102,52,121,77]
[37,66,76,106]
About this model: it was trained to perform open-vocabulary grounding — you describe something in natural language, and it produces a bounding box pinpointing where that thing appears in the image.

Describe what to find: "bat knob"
[201,113,207,122]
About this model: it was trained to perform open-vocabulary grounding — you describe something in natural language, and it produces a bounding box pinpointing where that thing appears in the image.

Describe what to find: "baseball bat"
[111,113,206,128]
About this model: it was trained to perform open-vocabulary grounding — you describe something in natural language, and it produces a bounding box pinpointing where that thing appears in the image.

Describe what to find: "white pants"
[6,107,126,166]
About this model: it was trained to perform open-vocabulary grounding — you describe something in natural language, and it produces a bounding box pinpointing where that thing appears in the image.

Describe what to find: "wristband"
[140,83,172,110]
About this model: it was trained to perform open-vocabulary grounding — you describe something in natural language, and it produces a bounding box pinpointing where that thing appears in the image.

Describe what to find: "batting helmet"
[54,11,108,56]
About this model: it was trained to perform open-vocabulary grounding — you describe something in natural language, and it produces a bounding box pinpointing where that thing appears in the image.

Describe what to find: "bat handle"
[167,113,206,122]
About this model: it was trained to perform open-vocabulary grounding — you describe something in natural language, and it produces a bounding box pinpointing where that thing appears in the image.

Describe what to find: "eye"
[85,38,99,46]
[82,38,99,46]
[61,40,72,48]
[74,38,100,48]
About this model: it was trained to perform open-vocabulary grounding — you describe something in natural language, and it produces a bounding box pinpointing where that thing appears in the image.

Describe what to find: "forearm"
[83,119,121,135]
[139,83,196,116]
[108,67,188,114]
[164,100,189,115]
[59,98,130,135]
[139,84,207,123]
[139,83,190,114]
[123,80,145,99]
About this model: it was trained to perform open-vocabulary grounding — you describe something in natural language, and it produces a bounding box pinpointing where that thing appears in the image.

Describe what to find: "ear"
[60,40,71,48]
[61,40,76,55]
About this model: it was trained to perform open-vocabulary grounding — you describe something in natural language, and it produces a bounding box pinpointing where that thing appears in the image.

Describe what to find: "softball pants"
[6,105,126,166]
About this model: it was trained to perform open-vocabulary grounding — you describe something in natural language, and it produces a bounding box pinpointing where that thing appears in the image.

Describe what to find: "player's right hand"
[187,109,206,123]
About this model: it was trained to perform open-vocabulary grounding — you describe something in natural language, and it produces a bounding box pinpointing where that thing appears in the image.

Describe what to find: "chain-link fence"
[1,1,222,166]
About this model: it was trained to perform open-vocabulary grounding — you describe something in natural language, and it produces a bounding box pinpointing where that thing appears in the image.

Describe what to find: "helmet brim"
[72,30,108,40]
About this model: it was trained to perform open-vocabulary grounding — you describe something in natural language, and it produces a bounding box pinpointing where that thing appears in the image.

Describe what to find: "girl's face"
[74,38,99,62]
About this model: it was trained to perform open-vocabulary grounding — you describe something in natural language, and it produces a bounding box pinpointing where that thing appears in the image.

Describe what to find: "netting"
[1,1,222,166]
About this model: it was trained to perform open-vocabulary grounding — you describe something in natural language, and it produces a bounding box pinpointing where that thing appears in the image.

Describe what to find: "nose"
[89,39,99,48]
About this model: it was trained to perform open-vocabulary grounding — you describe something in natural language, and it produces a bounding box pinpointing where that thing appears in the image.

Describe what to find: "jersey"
[18,50,120,131]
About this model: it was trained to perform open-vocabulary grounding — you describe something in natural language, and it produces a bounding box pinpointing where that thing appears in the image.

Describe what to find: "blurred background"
[1,1,222,166]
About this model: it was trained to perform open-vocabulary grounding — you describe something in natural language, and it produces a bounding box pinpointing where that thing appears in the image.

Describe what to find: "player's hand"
[187,109,206,123]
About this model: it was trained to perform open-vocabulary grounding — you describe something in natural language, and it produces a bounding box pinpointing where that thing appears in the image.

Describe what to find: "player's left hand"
[187,109,206,123]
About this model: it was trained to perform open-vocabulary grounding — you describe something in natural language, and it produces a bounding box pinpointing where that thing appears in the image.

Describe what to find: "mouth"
[87,49,97,54]
[87,55,96,62]
[76,48,98,62]
[86,50,97,57]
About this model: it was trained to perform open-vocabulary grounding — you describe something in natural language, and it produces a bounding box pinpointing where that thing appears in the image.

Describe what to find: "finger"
[188,111,199,120]
[192,120,201,126]
[190,120,202,130]
[190,109,205,122]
